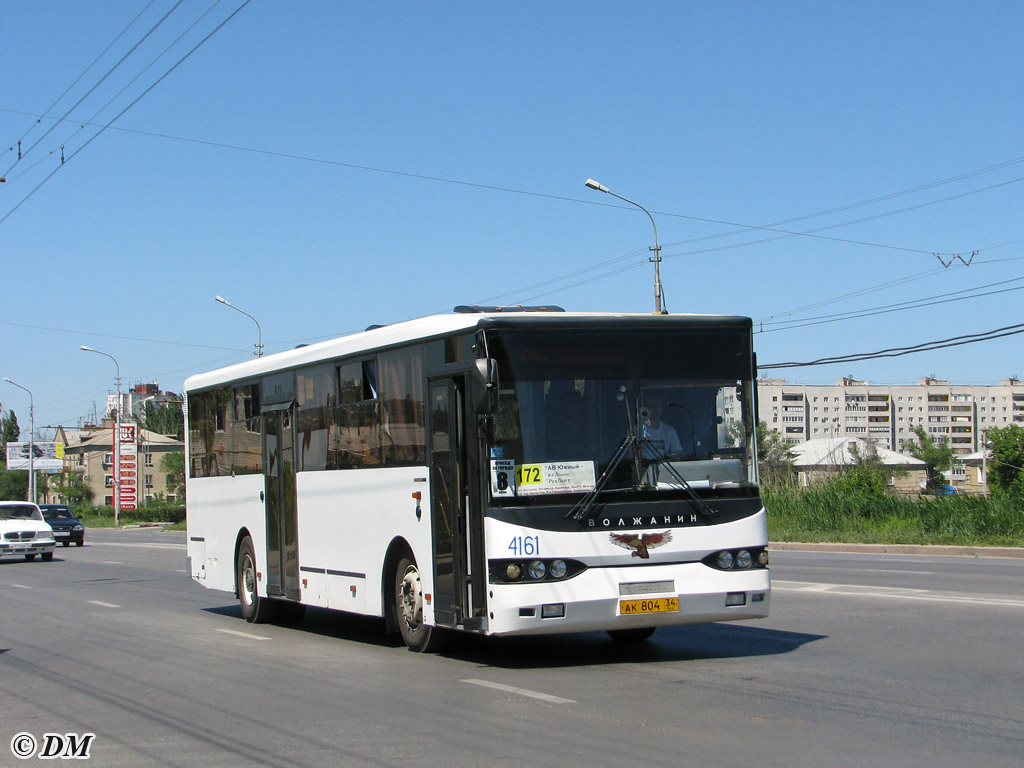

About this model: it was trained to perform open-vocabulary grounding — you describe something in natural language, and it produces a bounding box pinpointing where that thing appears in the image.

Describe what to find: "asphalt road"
[2,528,1022,767]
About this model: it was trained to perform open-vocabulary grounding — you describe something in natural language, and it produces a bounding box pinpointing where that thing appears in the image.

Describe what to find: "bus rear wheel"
[394,556,443,652]
[237,537,278,623]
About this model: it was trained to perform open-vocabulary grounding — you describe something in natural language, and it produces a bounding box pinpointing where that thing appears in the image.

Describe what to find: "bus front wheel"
[394,556,443,652]
[237,537,278,623]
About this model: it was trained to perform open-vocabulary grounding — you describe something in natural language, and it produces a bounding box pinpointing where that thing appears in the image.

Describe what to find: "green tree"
[756,421,795,487]
[837,440,898,495]
[985,424,1024,496]
[160,451,186,501]
[142,400,184,440]
[901,426,954,492]
[49,470,95,505]
[0,466,28,499]
[2,409,20,445]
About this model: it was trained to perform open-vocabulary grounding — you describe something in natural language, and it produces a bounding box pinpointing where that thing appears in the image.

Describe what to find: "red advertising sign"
[117,422,138,511]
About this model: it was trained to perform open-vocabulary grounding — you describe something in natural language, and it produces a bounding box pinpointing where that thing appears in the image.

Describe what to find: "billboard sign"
[117,422,138,511]
[5,441,64,471]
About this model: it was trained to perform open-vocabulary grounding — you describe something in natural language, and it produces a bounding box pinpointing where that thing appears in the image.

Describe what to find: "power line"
[760,322,1024,370]
[2,0,159,174]
[0,0,251,225]
[3,0,185,177]
[0,319,244,352]
[660,154,1024,251]
[757,276,1024,333]
[5,103,1019,266]
[47,1,230,166]
[658,173,1024,262]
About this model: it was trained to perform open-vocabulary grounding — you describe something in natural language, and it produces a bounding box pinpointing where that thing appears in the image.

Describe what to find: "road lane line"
[215,628,272,641]
[12,584,31,589]
[773,580,1024,608]
[88,600,121,608]
[462,678,575,705]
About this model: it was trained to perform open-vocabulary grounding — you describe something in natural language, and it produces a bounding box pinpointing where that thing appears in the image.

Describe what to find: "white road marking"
[97,542,183,551]
[88,600,121,608]
[102,561,124,565]
[462,678,576,705]
[773,580,1024,608]
[12,584,32,589]
[215,628,272,641]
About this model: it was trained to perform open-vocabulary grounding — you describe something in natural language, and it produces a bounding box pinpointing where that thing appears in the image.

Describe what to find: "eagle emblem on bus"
[609,530,672,559]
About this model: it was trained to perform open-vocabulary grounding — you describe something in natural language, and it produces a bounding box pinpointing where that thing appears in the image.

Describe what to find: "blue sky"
[2,1,1022,436]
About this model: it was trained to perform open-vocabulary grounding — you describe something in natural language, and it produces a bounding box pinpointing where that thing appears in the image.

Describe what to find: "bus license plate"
[619,597,679,615]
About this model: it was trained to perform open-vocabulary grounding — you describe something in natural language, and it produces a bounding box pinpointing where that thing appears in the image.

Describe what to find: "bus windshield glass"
[485,325,757,502]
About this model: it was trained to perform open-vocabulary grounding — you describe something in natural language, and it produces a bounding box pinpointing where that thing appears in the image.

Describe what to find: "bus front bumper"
[484,561,770,637]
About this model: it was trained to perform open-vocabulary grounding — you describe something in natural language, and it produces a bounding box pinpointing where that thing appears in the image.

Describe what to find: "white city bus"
[184,307,770,651]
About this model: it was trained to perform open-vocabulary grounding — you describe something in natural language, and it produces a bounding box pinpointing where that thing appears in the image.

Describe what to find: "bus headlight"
[716,551,734,570]
[735,550,752,569]
[489,558,586,584]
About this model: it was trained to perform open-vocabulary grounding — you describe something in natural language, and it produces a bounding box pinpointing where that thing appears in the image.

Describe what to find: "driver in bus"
[640,395,682,460]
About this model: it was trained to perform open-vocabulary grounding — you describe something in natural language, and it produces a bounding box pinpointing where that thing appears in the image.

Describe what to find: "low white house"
[787,436,928,493]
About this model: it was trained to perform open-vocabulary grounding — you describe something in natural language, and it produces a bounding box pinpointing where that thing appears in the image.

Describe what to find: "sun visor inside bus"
[262,372,295,406]
[260,400,294,412]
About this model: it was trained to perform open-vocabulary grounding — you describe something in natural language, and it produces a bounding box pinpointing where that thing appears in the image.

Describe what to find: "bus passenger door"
[428,377,469,628]
[263,405,299,601]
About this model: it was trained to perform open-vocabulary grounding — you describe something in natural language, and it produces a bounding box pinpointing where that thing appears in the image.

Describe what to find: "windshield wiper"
[566,435,637,520]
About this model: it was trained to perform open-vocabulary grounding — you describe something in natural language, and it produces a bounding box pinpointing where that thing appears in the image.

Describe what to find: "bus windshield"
[485,325,757,502]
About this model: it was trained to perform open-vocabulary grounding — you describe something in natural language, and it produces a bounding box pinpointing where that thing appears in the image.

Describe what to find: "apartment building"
[57,420,184,506]
[758,376,1024,455]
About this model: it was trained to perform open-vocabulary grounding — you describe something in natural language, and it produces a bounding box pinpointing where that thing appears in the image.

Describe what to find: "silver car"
[0,501,57,562]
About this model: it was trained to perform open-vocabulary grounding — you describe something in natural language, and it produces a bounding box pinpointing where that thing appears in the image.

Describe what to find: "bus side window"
[229,385,262,475]
[378,347,426,467]
[296,365,335,471]
[336,360,381,468]
[188,387,232,477]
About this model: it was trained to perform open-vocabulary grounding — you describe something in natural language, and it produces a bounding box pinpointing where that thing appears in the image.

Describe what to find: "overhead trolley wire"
[51,0,230,159]
[760,322,1024,370]
[2,0,184,178]
[0,0,252,227]
[2,0,159,174]
[758,276,1024,333]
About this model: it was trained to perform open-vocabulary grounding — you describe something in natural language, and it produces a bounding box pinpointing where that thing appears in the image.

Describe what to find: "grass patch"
[72,503,185,530]
[765,485,1024,547]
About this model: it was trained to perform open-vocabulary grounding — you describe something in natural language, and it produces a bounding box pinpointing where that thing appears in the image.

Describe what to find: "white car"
[0,501,57,562]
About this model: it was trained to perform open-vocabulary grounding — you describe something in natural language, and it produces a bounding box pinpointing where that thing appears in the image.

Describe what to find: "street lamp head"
[80,345,94,352]
[215,295,230,306]
[585,178,610,193]
[3,377,13,384]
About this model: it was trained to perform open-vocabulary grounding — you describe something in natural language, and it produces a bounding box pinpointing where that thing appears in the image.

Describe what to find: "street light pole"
[3,377,35,503]
[215,295,264,357]
[80,346,122,526]
[585,178,666,314]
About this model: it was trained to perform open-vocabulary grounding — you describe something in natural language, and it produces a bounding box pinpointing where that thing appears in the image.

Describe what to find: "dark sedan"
[39,504,85,547]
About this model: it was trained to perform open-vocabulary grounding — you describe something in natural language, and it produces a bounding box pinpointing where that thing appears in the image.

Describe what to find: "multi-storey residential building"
[102,382,181,422]
[758,376,1024,456]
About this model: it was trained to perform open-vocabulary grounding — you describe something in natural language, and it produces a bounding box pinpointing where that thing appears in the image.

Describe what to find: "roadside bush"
[764,485,1024,547]
[73,504,185,526]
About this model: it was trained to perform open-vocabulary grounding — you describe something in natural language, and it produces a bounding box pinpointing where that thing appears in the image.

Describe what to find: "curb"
[771,541,1024,559]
